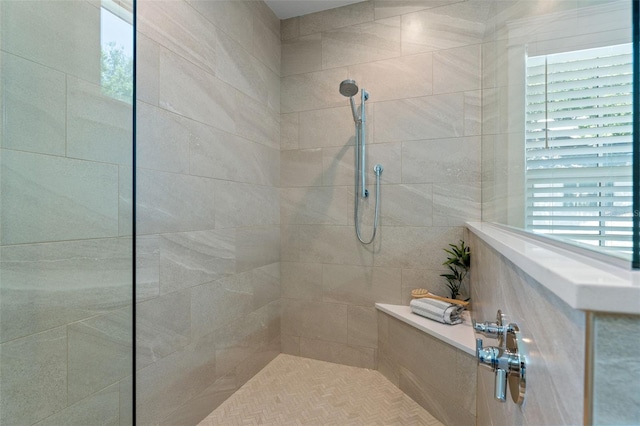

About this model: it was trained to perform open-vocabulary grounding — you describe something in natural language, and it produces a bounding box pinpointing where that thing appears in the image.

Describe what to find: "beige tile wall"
[591,313,640,425]
[377,311,476,425]
[467,230,586,425]
[0,2,134,424]
[135,1,282,425]
[279,0,482,368]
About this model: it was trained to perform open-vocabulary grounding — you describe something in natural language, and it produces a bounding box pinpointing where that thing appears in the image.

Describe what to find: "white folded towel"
[410,298,464,325]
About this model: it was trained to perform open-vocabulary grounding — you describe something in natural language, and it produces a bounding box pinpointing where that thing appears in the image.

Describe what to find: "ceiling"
[264,0,365,19]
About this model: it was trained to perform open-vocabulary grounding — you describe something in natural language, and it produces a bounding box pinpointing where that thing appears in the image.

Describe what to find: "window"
[525,44,633,254]
[100,3,133,103]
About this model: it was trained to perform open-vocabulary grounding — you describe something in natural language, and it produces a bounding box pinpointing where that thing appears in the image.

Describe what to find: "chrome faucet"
[473,310,527,405]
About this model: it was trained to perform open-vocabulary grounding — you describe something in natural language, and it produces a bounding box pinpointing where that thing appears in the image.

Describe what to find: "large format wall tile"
[34,385,120,426]
[347,305,378,348]
[191,277,253,340]
[281,187,348,225]
[0,327,68,426]
[216,28,271,105]
[67,76,133,165]
[347,53,433,102]
[401,268,453,303]
[1,0,100,83]
[136,289,192,369]
[214,301,280,377]
[280,0,485,375]
[378,312,476,425]
[464,90,482,136]
[136,33,160,106]
[281,34,322,76]
[281,148,323,187]
[299,106,355,149]
[322,145,355,186]
[132,5,282,421]
[374,93,464,142]
[281,226,301,262]
[1,150,119,245]
[281,112,299,150]
[282,299,348,343]
[281,67,349,113]
[469,233,585,426]
[157,373,236,426]
[136,333,218,426]
[432,181,481,226]
[187,0,254,52]
[322,264,402,306]
[299,337,376,369]
[298,225,375,266]
[235,90,280,149]
[136,102,190,174]
[374,226,464,269]
[281,261,323,301]
[0,238,132,342]
[322,140,400,187]
[322,17,401,69]
[281,17,300,40]
[159,229,236,294]
[373,0,460,20]
[1,52,66,155]
[190,122,280,185]
[67,308,132,404]
[133,168,216,235]
[592,314,640,424]
[159,48,236,134]
[215,181,279,228]
[299,1,374,36]
[136,235,160,303]
[249,263,281,310]
[402,136,481,184]
[137,0,217,75]
[253,17,281,75]
[370,184,435,227]
[433,44,481,94]
[236,226,280,272]
[401,2,490,54]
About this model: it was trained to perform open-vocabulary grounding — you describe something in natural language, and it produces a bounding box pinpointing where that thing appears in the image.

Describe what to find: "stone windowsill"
[466,222,640,314]
[375,303,476,356]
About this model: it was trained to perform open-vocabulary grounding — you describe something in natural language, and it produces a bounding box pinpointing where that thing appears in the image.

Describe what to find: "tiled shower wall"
[467,231,586,425]
[134,1,281,424]
[279,0,483,367]
[0,2,134,425]
[592,313,640,424]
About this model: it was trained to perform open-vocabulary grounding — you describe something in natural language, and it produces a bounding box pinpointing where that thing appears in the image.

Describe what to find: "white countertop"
[375,303,477,356]
[467,222,640,315]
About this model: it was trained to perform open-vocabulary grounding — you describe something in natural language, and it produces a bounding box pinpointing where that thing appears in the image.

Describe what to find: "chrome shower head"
[339,79,359,97]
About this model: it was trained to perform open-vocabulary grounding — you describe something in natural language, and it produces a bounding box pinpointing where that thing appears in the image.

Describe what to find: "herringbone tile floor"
[198,354,443,426]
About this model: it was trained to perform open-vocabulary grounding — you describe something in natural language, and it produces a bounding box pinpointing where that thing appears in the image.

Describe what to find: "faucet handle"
[495,369,507,402]
[473,319,506,337]
[475,338,483,359]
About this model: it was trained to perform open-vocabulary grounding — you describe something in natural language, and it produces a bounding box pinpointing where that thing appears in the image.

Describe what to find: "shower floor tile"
[197,354,443,426]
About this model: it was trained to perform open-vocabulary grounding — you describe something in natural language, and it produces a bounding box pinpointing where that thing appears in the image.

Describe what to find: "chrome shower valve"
[474,310,527,405]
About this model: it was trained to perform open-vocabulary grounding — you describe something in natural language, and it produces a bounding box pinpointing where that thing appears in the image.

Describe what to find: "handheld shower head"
[339,79,359,97]
[340,79,361,123]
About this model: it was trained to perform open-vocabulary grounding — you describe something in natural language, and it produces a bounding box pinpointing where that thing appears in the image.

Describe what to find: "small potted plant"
[440,240,470,300]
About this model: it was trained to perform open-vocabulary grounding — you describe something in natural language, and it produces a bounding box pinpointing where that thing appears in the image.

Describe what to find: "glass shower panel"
[0,1,134,424]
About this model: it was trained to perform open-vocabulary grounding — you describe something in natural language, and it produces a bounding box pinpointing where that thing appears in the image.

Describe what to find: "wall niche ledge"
[466,222,640,315]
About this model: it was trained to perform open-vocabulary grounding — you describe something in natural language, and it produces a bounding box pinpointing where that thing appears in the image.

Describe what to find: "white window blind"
[525,44,633,253]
